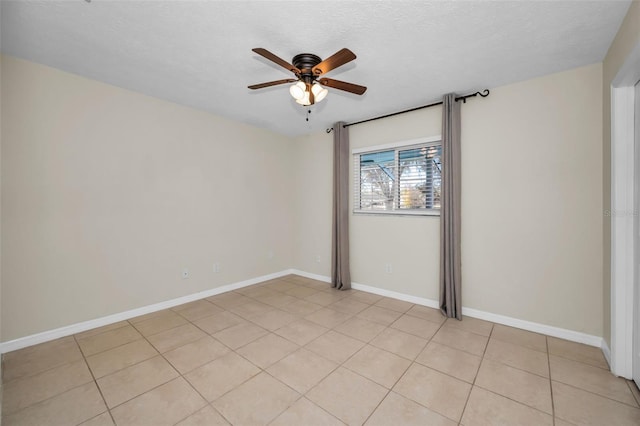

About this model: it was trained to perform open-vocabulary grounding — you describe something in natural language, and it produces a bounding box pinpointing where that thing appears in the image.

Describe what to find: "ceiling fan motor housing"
[292,53,322,82]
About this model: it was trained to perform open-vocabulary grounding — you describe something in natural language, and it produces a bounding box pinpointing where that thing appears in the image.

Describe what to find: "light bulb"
[289,81,306,100]
[312,83,328,103]
[296,90,311,106]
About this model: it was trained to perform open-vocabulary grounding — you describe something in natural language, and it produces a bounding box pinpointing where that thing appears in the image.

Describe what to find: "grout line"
[458,320,494,424]
[551,379,640,409]
[72,334,118,426]
[547,336,556,426]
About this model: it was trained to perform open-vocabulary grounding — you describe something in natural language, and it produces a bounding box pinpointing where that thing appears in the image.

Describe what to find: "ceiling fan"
[248,48,367,106]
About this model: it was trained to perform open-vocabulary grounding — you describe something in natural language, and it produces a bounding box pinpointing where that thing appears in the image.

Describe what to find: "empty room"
[1,0,640,425]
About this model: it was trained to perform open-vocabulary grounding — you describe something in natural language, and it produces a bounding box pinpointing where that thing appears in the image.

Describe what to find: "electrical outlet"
[267,250,274,259]
[315,255,321,263]
[213,262,220,273]
[182,268,189,279]
[384,263,393,274]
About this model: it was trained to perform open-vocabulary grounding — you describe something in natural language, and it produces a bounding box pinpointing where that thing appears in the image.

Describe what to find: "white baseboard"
[1,268,606,355]
[0,269,295,354]
[292,270,604,348]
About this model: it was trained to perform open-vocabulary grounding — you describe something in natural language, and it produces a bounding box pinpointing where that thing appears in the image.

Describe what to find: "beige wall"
[1,56,295,341]
[602,0,640,348]
[294,63,604,336]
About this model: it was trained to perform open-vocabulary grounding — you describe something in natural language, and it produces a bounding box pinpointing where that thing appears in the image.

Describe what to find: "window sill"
[352,209,440,217]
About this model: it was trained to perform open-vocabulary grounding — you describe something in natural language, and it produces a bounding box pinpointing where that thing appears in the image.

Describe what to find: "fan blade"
[252,48,300,74]
[319,78,367,95]
[248,79,297,90]
[312,48,356,75]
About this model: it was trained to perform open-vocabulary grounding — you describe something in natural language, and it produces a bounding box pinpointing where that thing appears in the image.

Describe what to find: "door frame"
[611,39,640,379]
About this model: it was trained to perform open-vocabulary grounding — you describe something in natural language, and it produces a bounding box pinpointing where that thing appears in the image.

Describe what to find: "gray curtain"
[331,122,351,290]
[439,94,462,319]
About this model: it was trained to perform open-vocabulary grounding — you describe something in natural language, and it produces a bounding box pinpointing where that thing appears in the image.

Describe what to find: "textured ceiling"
[0,0,631,136]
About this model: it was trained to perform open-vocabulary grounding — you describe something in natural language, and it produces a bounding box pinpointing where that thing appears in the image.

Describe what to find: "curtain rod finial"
[326,127,334,133]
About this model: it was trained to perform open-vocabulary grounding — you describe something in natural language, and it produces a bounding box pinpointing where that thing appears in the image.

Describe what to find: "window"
[353,138,442,215]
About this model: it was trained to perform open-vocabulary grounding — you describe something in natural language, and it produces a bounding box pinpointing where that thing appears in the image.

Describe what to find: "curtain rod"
[326,89,490,133]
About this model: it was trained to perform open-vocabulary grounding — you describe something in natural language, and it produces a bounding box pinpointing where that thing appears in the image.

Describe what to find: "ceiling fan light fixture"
[312,83,328,103]
[289,81,306,100]
[295,90,312,106]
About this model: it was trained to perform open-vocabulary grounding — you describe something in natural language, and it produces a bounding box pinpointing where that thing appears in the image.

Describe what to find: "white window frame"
[352,136,442,216]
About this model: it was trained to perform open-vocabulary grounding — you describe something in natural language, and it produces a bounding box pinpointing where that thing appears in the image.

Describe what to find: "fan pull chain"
[306,109,311,122]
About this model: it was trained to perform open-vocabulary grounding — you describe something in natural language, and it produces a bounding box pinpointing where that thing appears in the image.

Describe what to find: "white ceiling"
[1,0,631,136]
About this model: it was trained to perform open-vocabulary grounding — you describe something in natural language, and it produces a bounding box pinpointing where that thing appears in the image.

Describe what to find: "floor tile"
[175,405,229,426]
[366,391,456,426]
[86,339,158,378]
[393,363,471,422]
[206,292,253,309]
[270,397,344,426]
[255,292,300,308]
[304,291,348,307]
[370,327,428,360]
[550,355,637,406]
[267,348,338,393]
[305,330,365,364]
[77,325,142,356]
[275,319,329,346]
[3,359,93,415]
[261,280,298,292]
[358,305,403,326]
[333,317,386,343]
[491,324,547,352]
[128,309,173,324]
[461,386,553,426]
[484,337,549,377]
[96,355,178,408]
[172,299,224,322]
[163,336,230,374]
[629,380,640,406]
[212,372,300,425]
[285,285,320,298]
[184,352,260,401]
[111,377,207,426]
[146,323,207,353]
[193,311,245,335]
[391,314,442,339]
[344,345,411,388]
[553,381,640,426]
[475,358,552,413]
[405,305,446,324]
[75,321,129,340]
[79,411,115,426]
[1,336,84,383]
[374,297,414,313]
[307,367,388,426]
[348,291,383,305]
[329,298,370,315]
[280,299,324,316]
[3,382,106,426]
[432,326,488,356]
[131,311,188,337]
[247,309,297,331]
[443,316,493,336]
[234,285,273,298]
[548,336,609,369]
[212,321,268,349]
[416,342,481,383]
[236,333,299,369]
[229,300,274,319]
[304,308,352,328]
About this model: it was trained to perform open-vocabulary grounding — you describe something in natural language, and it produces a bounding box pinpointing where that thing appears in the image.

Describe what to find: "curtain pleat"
[332,122,351,290]
[439,94,462,319]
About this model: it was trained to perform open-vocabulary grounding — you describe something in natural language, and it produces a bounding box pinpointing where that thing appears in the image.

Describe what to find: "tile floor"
[2,274,640,425]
